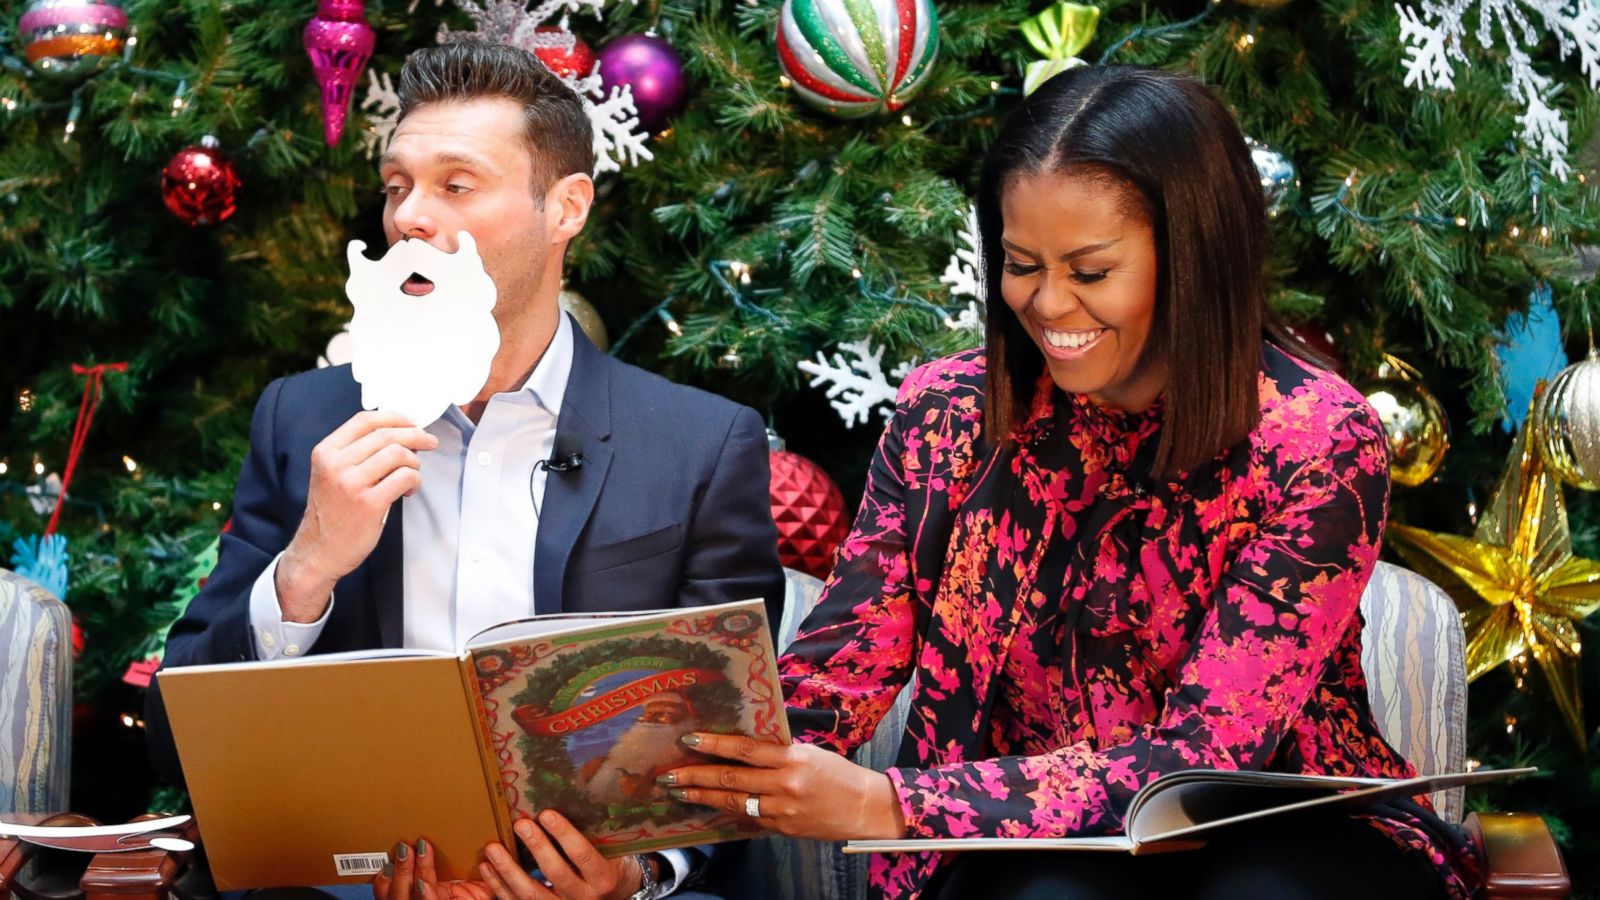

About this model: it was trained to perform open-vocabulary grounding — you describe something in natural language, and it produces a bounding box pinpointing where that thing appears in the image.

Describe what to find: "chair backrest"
[0,568,73,814]
[1357,560,1468,822]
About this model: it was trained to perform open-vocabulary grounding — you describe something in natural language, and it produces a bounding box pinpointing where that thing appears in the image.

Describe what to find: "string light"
[1,98,15,113]
[851,267,863,279]
[718,348,742,369]
[1235,32,1256,51]
[1465,758,1482,772]
[727,260,752,285]
[0,462,7,476]
[1455,216,1468,227]
[778,75,792,89]
[17,388,34,412]
[656,309,682,337]
[1505,714,1517,734]
[211,501,223,511]
[901,114,914,126]
[1466,500,1478,521]
[122,455,138,473]
[1509,224,1522,238]
[34,461,45,476]
[1540,225,1550,239]
[989,80,1001,91]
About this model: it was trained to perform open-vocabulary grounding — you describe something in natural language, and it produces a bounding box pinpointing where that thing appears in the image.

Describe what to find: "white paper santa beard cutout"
[345,231,501,427]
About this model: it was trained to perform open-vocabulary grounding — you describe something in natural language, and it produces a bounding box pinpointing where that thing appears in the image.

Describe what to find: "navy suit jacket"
[146,322,786,786]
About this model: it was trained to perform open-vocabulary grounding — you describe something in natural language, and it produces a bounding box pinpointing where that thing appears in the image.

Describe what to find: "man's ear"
[545,172,594,245]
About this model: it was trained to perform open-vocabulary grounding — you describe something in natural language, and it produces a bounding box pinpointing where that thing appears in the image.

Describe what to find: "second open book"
[847,766,1533,855]
[157,599,789,890]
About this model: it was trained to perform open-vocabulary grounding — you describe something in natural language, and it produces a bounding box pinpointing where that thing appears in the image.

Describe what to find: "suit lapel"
[534,322,614,616]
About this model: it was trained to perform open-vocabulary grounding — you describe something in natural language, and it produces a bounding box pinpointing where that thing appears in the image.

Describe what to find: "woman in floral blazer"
[666,66,1476,900]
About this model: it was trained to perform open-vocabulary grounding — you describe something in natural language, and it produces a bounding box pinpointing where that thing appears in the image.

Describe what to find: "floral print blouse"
[779,343,1478,900]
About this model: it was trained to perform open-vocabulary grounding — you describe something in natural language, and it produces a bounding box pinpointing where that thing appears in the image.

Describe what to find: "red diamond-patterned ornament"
[769,449,849,580]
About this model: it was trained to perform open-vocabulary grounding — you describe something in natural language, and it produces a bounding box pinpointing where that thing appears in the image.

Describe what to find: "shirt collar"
[438,310,574,434]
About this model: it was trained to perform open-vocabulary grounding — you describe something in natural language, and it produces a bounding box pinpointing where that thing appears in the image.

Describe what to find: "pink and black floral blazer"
[779,343,1477,900]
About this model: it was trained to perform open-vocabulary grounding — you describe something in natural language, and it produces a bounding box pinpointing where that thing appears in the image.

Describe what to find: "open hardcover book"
[846,767,1535,856]
[158,599,789,890]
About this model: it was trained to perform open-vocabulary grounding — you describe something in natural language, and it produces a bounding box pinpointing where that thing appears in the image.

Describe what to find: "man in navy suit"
[145,38,784,900]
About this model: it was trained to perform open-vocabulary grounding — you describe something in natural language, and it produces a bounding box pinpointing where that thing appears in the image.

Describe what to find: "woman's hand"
[372,839,493,900]
[660,732,906,842]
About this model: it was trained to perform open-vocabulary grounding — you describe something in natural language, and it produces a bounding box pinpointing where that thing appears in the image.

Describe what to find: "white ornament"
[357,70,401,161]
[571,66,654,173]
[25,473,62,517]
[1394,0,1600,178]
[798,339,910,428]
[319,322,354,368]
[346,232,501,427]
[940,205,981,300]
[944,300,983,334]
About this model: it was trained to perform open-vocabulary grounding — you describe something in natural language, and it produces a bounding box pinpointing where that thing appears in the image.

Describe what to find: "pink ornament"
[303,0,376,146]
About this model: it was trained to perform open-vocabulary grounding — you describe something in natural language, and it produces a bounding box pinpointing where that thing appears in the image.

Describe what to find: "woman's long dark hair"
[979,65,1315,476]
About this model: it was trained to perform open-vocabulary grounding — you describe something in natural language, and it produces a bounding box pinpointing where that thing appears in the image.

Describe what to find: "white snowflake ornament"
[798,339,911,428]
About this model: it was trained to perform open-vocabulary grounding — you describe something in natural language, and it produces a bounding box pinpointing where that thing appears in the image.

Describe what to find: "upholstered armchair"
[751,561,1571,899]
[0,568,73,815]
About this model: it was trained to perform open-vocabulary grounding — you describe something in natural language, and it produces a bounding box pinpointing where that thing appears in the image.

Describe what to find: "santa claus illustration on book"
[576,691,701,806]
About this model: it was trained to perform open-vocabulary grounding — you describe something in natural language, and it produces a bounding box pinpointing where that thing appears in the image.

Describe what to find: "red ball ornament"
[769,446,850,580]
[534,27,596,80]
[160,136,241,227]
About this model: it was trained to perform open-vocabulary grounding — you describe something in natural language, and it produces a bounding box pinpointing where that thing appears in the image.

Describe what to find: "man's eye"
[1071,271,1108,284]
[446,184,472,194]
[383,184,408,197]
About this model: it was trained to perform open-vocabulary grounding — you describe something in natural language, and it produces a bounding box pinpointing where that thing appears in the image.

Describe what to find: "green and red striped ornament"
[778,0,940,118]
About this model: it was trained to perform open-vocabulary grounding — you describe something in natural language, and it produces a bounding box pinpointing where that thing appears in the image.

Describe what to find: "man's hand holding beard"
[276,410,439,622]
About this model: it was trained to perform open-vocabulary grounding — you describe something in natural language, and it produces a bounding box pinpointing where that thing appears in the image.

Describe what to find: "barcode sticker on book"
[333,853,388,876]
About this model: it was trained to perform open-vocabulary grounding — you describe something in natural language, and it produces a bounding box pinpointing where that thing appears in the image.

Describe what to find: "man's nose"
[389,190,438,241]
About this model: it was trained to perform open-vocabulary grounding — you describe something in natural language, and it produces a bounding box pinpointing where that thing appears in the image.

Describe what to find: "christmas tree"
[3,0,1597,888]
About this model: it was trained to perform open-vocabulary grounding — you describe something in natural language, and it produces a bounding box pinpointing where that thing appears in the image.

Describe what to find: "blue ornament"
[1497,283,1569,433]
[10,533,70,600]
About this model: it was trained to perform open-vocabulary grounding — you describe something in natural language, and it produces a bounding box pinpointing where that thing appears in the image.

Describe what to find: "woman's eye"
[1002,261,1040,276]
[1071,270,1108,285]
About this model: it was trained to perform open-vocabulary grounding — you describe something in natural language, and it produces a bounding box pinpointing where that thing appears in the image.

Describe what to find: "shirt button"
[261,631,276,648]
[284,644,300,656]
[477,451,492,466]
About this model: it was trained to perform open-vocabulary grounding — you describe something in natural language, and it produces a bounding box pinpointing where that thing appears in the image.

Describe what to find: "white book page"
[845,837,1133,854]
[458,598,767,652]
[163,647,454,674]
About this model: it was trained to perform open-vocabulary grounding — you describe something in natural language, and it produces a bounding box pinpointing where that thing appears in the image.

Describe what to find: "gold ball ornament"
[1363,360,1450,487]
[1536,352,1600,490]
[558,288,608,352]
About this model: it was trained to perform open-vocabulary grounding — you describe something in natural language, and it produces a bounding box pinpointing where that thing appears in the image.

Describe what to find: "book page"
[466,599,791,857]
[1131,767,1535,846]
[845,836,1134,854]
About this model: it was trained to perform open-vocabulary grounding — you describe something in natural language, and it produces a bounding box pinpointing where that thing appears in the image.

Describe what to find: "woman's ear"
[545,172,595,245]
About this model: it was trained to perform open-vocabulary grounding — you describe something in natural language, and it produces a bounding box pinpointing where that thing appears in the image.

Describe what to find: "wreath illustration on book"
[509,635,746,831]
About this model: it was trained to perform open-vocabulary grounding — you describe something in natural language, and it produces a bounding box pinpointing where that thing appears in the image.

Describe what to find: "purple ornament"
[596,34,688,134]
[303,0,376,146]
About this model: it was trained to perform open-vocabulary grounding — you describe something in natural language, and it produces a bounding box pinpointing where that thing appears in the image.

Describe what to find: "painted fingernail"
[394,842,409,861]
[680,734,702,747]
[657,772,677,785]
[416,839,428,858]
[413,879,425,899]
[381,863,394,879]
[668,788,689,801]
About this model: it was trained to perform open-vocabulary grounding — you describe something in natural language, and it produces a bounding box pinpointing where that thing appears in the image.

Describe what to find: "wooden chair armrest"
[79,817,199,900]
[1464,811,1571,899]
[4,815,98,900]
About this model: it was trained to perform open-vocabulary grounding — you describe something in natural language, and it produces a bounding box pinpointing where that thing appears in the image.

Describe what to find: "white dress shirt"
[245,314,691,894]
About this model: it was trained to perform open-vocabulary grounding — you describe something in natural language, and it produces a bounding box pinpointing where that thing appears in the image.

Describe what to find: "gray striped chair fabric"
[0,567,73,814]
[755,560,1469,900]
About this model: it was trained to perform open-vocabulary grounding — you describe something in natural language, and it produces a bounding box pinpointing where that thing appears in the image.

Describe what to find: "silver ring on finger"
[745,795,761,818]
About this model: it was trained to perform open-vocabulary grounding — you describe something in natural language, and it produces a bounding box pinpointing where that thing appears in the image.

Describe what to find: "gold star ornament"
[1386,415,1600,746]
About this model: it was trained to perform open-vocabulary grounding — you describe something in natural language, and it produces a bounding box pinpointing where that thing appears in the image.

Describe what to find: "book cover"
[468,601,789,856]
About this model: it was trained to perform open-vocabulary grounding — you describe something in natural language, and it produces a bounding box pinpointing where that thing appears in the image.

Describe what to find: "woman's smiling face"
[999,168,1166,413]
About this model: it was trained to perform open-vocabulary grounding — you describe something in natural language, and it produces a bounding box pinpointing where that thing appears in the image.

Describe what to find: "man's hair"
[396,39,595,192]
[978,65,1328,476]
